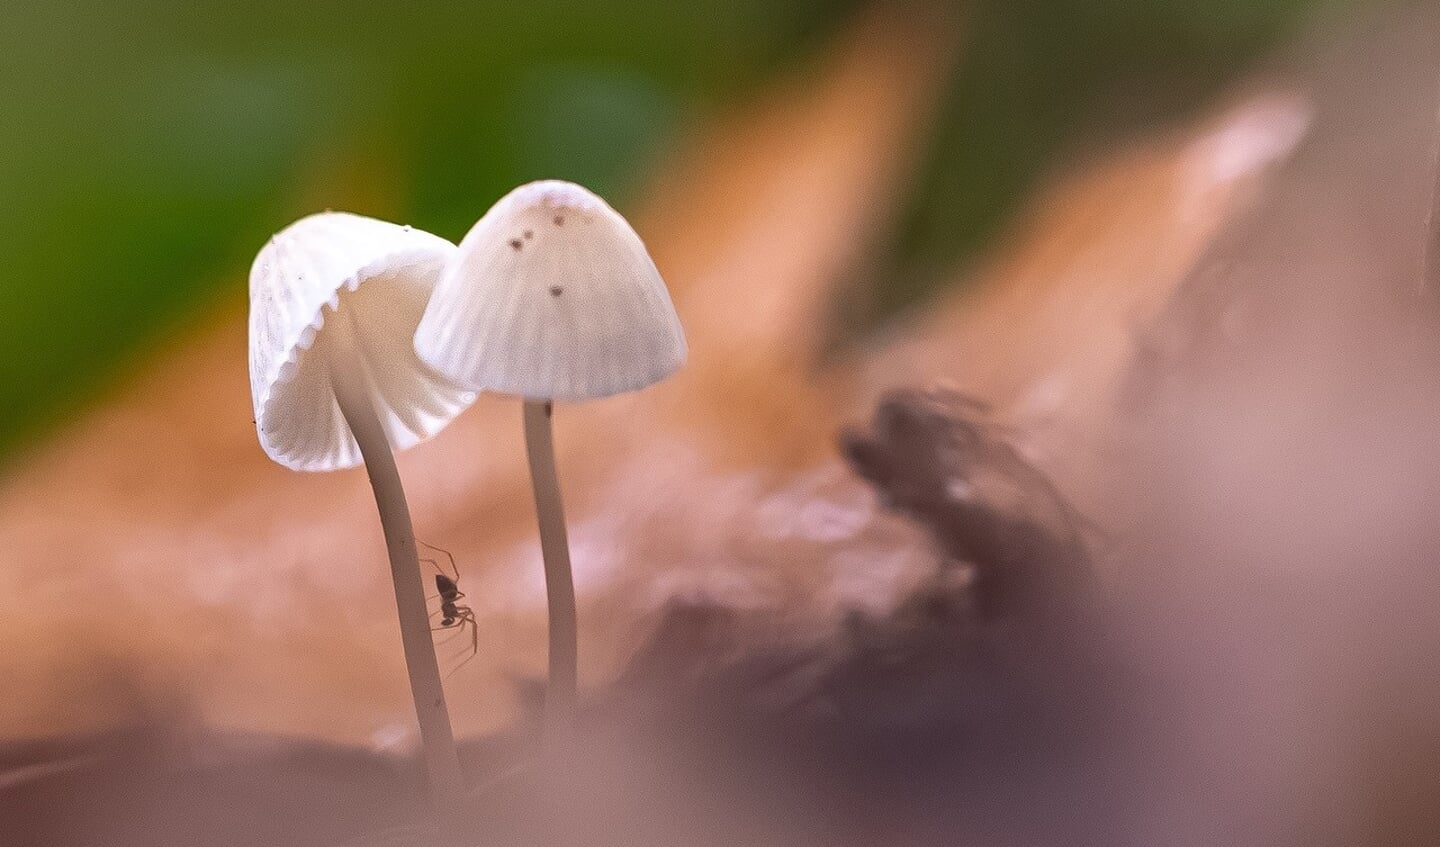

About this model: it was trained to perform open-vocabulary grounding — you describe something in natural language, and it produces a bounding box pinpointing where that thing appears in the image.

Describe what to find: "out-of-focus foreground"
[3,1,1440,845]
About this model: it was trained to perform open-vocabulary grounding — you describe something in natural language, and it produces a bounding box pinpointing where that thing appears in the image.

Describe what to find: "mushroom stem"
[332,354,463,806]
[522,399,578,739]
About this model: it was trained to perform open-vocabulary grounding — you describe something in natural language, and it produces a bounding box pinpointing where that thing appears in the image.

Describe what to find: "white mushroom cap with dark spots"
[414,180,687,401]
[249,212,474,471]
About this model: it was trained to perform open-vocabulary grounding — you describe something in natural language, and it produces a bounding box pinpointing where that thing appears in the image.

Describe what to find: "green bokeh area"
[0,0,1333,461]
[0,0,853,458]
[876,0,1340,317]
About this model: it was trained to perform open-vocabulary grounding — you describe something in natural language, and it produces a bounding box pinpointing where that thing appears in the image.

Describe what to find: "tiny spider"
[418,540,477,675]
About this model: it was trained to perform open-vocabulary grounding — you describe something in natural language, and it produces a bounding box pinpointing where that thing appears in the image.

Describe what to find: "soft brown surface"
[0,389,1128,847]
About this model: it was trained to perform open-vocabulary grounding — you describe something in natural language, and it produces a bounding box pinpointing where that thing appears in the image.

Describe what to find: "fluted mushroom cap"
[249,212,473,471]
[415,180,686,401]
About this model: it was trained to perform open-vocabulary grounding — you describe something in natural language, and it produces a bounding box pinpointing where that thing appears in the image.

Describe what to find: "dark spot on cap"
[553,215,564,226]
[549,286,563,297]
[523,230,533,240]
[508,238,523,251]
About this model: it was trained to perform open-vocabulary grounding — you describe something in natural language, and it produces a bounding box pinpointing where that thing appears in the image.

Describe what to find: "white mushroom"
[249,211,468,802]
[415,180,686,735]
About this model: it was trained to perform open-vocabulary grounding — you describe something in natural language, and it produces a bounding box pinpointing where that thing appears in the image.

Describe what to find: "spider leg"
[443,611,479,679]
[420,559,451,595]
[435,628,467,649]
[431,619,466,641]
[416,540,459,582]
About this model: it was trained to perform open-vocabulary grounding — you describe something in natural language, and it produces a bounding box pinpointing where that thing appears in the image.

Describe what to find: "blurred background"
[0,0,1322,455]
[6,0,1440,845]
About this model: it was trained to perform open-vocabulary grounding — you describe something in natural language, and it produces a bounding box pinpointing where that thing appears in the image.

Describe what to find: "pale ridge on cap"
[248,212,473,471]
[415,180,686,400]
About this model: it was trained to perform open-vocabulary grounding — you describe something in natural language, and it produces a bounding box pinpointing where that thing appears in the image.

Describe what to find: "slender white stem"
[522,399,578,739]
[1423,81,1440,301]
[332,353,463,807]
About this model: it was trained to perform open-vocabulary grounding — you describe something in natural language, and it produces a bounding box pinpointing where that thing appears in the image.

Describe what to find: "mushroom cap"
[249,212,474,471]
[414,180,686,401]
